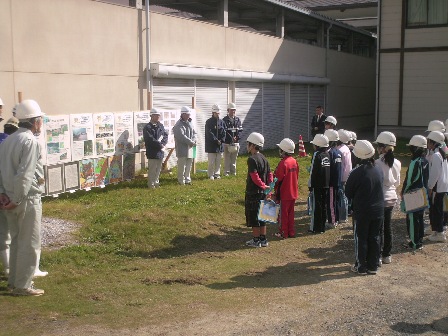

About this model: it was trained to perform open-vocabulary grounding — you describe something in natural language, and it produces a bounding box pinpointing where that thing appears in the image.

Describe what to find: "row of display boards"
[40,109,197,197]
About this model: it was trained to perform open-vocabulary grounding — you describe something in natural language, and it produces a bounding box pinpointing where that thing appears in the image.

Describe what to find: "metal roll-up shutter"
[235,82,262,152]
[263,83,285,149]
[308,86,326,139]
[290,84,309,142]
[152,78,195,168]
[195,79,229,163]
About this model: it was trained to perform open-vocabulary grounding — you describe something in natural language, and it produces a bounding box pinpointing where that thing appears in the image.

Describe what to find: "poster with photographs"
[108,155,123,184]
[64,161,80,191]
[114,112,135,155]
[44,115,71,164]
[134,111,151,151]
[45,164,64,196]
[160,110,179,148]
[123,153,136,181]
[93,112,115,156]
[94,157,109,187]
[79,158,95,189]
[70,114,94,160]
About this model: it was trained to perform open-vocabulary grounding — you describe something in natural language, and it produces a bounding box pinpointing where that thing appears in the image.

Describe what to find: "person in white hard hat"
[205,104,226,180]
[273,138,299,239]
[324,129,343,229]
[337,130,353,186]
[143,108,168,188]
[426,131,448,242]
[0,99,46,296]
[173,106,197,185]
[373,131,401,265]
[245,132,273,248]
[308,134,330,234]
[324,116,337,130]
[401,135,429,250]
[222,103,243,176]
[345,140,384,275]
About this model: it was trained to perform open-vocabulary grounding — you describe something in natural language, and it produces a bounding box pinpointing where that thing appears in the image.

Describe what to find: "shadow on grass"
[118,227,250,259]
[207,233,355,290]
[390,316,448,334]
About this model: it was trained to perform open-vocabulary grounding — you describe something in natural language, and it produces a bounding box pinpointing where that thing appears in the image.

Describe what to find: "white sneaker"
[34,269,48,277]
[382,256,392,264]
[428,232,447,242]
[13,284,44,296]
[209,176,215,180]
[424,226,433,236]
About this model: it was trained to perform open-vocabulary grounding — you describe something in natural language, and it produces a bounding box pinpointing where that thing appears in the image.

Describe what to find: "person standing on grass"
[324,129,342,229]
[345,140,384,276]
[205,104,226,180]
[310,106,326,138]
[426,131,448,242]
[173,106,197,186]
[374,131,401,265]
[273,138,299,239]
[143,108,168,189]
[401,135,429,250]
[222,103,242,176]
[0,100,46,296]
[245,132,273,248]
[308,134,330,234]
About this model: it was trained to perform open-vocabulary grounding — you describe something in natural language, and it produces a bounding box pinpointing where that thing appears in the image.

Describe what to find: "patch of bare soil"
[42,207,448,336]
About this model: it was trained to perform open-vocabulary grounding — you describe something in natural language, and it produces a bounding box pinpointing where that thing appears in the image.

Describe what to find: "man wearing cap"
[311,106,327,138]
[0,99,46,296]
[222,103,243,176]
[205,104,226,180]
[0,117,19,276]
[173,106,197,185]
[143,108,168,189]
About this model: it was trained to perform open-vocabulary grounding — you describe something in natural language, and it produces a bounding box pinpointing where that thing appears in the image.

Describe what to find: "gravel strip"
[41,217,80,250]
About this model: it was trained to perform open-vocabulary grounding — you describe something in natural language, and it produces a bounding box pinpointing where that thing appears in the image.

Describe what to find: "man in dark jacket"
[143,108,168,188]
[308,134,330,234]
[222,103,243,176]
[310,106,327,138]
[345,140,384,275]
[205,103,226,180]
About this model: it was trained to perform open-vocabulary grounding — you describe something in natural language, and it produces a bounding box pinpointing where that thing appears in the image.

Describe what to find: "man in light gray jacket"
[173,106,197,185]
[0,100,45,296]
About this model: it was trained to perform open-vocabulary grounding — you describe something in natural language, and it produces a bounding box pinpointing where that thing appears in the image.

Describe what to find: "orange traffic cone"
[298,135,307,157]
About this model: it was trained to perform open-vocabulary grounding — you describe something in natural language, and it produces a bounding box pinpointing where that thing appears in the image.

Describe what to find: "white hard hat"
[353,140,375,159]
[247,132,264,147]
[5,117,19,128]
[0,97,3,105]
[325,116,337,126]
[227,144,239,153]
[324,129,339,142]
[15,100,45,120]
[227,102,236,110]
[311,134,329,148]
[427,131,445,144]
[277,138,295,154]
[426,120,445,132]
[338,129,352,144]
[150,108,161,116]
[406,135,427,148]
[374,131,396,146]
[212,104,222,113]
[350,131,357,141]
[181,106,191,114]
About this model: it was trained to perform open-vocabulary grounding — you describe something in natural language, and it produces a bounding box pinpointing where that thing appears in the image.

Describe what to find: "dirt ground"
[43,206,448,336]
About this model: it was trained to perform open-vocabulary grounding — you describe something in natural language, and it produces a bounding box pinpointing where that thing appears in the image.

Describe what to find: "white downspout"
[325,24,332,110]
[145,0,151,109]
[374,0,381,138]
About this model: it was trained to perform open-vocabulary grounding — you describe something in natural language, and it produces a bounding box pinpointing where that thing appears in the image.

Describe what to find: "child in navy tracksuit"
[308,134,330,234]
[324,130,342,228]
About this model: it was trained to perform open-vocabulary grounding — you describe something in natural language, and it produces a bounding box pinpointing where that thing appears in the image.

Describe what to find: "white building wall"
[380,0,402,49]
[405,27,448,48]
[378,53,400,125]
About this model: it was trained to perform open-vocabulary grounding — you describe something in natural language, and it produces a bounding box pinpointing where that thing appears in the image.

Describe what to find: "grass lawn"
[0,140,414,335]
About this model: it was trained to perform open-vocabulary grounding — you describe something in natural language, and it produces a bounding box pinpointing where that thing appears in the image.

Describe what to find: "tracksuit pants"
[430,192,445,233]
[280,199,296,238]
[354,215,382,273]
[326,187,338,224]
[406,210,424,248]
[310,188,327,233]
[381,206,393,258]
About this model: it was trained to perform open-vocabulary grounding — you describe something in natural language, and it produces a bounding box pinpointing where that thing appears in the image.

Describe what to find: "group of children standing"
[243,116,448,276]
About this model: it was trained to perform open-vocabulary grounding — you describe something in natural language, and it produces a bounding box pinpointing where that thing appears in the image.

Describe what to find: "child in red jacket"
[274,138,299,238]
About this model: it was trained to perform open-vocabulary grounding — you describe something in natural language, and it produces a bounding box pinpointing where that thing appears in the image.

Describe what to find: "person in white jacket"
[426,131,448,242]
[374,132,401,264]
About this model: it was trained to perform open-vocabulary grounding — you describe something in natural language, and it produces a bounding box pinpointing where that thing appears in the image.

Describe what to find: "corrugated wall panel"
[290,84,309,142]
[235,82,263,153]
[195,79,229,162]
[262,83,285,149]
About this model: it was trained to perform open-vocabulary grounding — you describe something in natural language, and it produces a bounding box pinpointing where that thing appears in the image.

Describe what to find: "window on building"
[407,0,448,26]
